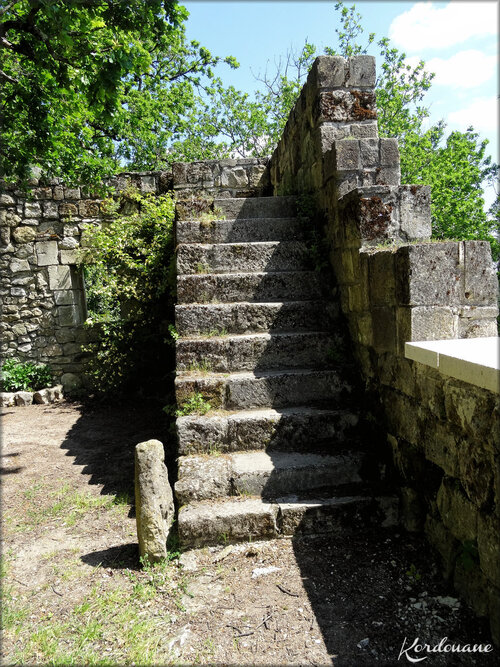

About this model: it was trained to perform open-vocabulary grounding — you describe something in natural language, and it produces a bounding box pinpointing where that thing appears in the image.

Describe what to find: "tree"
[0,0,237,184]
[217,2,497,257]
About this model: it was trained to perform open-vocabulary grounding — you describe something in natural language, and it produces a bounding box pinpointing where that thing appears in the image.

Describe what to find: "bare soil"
[1,401,497,666]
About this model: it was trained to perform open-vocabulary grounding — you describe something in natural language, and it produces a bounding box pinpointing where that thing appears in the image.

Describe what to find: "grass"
[4,556,187,666]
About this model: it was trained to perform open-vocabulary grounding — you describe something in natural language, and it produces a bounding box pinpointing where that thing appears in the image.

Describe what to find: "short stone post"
[135,439,175,564]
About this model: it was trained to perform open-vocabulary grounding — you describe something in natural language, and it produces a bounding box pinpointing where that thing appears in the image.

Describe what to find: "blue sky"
[183,1,498,207]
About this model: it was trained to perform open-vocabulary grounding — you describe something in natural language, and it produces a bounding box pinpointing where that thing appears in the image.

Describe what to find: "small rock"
[435,595,460,608]
[251,566,281,579]
[357,638,370,649]
[47,385,64,402]
[14,391,32,406]
[0,392,16,407]
[33,388,50,404]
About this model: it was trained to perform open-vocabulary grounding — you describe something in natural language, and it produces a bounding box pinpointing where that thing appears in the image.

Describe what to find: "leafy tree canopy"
[0,0,237,184]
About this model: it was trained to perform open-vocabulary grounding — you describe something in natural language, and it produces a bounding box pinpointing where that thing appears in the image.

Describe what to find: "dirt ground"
[1,400,497,666]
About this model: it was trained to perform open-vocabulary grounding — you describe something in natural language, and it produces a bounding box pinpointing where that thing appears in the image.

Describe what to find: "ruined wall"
[268,54,500,643]
[0,160,271,392]
[0,171,165,392]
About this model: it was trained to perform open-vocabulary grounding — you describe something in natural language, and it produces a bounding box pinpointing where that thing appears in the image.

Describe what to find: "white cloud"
[389,2,498,52]
[446,96,498,134]
[406,50,496,88]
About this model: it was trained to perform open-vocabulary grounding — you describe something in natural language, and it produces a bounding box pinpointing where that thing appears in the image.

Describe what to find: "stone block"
[60,372,81,392]
[371,307,397,353]
[63,187,80,199]
[24,202,41,218]
[334,140,360,171]
[59,249,79,264]
[36,240,58,266]
[53,290,77,305]
[14,391,33,406]
[359,138,379,167]
[58,236,78,250]
[221,167,248,188]
[396,243,462,306]
[350,122,378,139]
[78,200,100,217]
[407,306,457,341]
[478,512,500,587]
[0,392,16,407]
[437,477,478,542]
[375,167,401,187]
[10,259,30,273]
[139,175,156,193]
[59,305,81,327]
[59,203,78,218]
[398,186,431,240]
[309,55,347,88]
[53,186,64,200]
[48,265,72,290]
[0,194,15,205]
[464,241,498,306]
[12,227,36,243]
[346,55,376,87]
[380,138,400,167]
[42,201,59,219]
[368,250,396,306]
[423,420,459,477]
[135,439,175,563]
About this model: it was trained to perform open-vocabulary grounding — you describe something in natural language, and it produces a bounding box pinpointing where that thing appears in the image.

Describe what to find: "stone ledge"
[405,337,499,393]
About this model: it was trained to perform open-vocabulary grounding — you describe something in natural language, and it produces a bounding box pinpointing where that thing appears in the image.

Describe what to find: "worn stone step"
[176,217,306,244]
[177,241,310,275]
[176,331,342,373]
[175,368,353,411]
[213,195,297,219]
[177,271,328,304]
[177,495,398,547]
[176,406,360,455]
[175,450,367,505]
[175,301,340,336]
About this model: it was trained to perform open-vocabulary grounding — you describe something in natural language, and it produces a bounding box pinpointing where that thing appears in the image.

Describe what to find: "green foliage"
[164,392,211,417]
[0,358,53,392]
[77,189,176,394]
[0,1,238,184]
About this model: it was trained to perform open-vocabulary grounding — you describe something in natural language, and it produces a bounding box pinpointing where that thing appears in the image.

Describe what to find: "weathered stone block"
[78,200,100,217]
[12,227,36,244]
[64,187,81,199]
[359,138,379,167]
[36,240,58,266]
[380,138,400,167]
[59,305,80,327]
[135,439,174,564]
[0,392,16,407]
[371,307,397,353]
[53,290,77,305]
[14,391,32,406]
[59,249,79,264]
[60,372,81,392]
[10,259,30,273]
[396,243,461,306]
[24,202,41,218]
[368,250,396,306]
[59,203,78,218]
[334,140,361,171]
[437,477,478,542]
[309,55,347,88]
[346,55,376,87]
[464,241,498,306]
[398,186,431,240]
[42,201,59,219]
[221,167,248,188]
[48,265,72,290]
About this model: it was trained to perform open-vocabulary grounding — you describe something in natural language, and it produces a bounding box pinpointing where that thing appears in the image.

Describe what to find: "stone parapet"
[171,158,271,199]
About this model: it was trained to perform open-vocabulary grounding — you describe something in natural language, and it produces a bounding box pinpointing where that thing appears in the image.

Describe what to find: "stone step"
[177,271,328,304]
[175,301,340,336]
[177,494,399,547]
[176,406,360,456]
[213,195,297,219]
[176,241,310,275]
[175,368,353,411]
[176,331,342,373]
[175,450,368,505]
[176,217,306,244]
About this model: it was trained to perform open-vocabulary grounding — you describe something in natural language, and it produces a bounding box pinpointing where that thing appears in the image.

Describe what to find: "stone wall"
[267,54,500,643]
[0,159,273,392]
[0,171,166,392]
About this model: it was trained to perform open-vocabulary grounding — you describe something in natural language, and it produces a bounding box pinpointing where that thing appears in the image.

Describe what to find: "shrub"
[0,359,53,392]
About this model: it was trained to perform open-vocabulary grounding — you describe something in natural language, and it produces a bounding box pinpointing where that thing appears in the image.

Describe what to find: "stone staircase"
[174,195,397,547]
